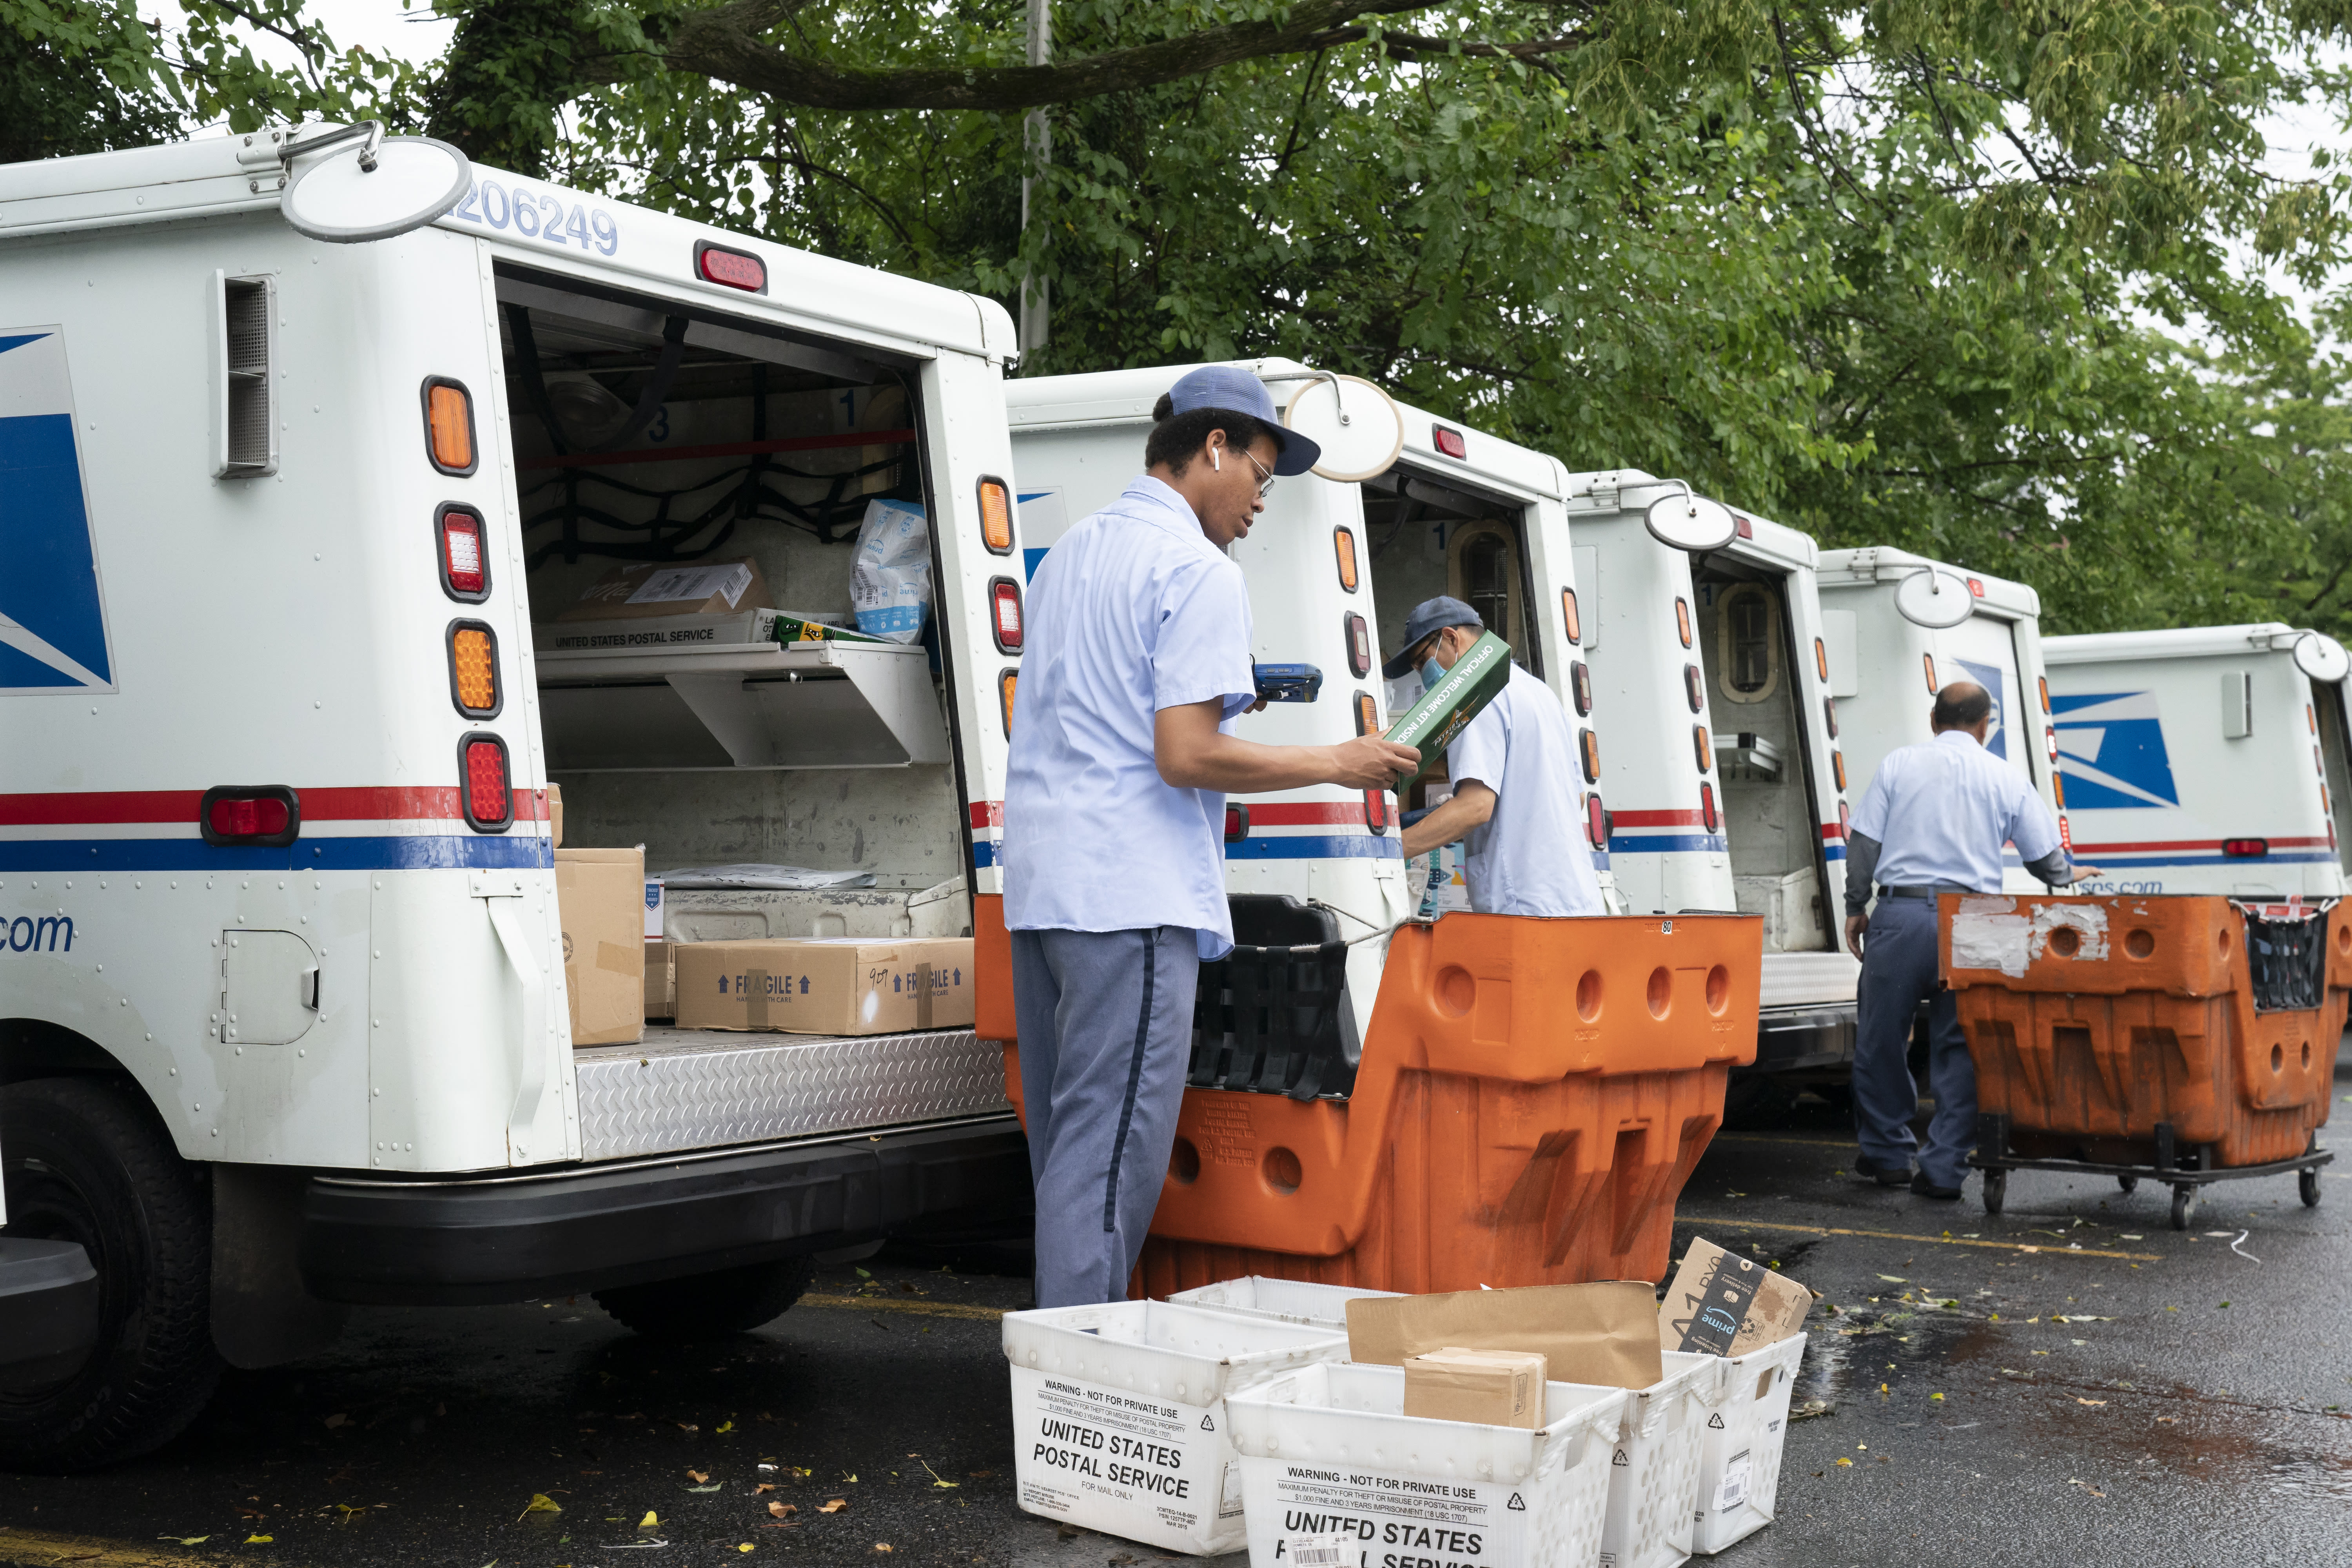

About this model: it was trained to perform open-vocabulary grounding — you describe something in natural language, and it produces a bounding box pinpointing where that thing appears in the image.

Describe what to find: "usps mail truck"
[0,125,1034,1468]
[1816,548,2065,893]
[2043,624,2352,895]
[1566,474,1857,1092]
[1001,360,1610,1049]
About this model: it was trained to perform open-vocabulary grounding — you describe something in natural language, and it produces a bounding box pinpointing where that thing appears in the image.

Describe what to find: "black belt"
[1880,884,1970,899]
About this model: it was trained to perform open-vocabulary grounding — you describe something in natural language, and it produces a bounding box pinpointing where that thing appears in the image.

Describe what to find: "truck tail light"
[1433,425,1466,458]
[989,578,1024,652]
[1225,804,1250,843]
[2053,772,2066,809]
[198,786,299,847]
[999,670,1018,737]
[1700,780,1719,833]
[1838,800,1851,838]
[2045,725,2058,765]
[1586,792,1608,849]
[2058,814,2073,851]
[1923,653,1938,693]
[1833,750,1847,792]
[1570,660,1592,716]
[977,477,1013,555]
[1824,697,1839,739]
[1346,613,1371,677]
[1354,691,1379,736]
[1364,789,1390,834]
[2040,675,2051,714]
[694,240,767,292]
[1815,637,1829,681]
[2317,745,2328,777]
[448,621,501,716]
[437,504,489,601]
[1734,514,1753,539]
[2223,838,2269,858]
[1693,725,1712,773]
[2308,702,2318,735]
[1684,664,1704,713]
[1561,587,1581,645]
[461,735,514,832]
[1967,577,1985,596]
[1674,597,1692,648]
[1579,729,1601,784]
[1334,526,1359,592]
[422,378,476,475]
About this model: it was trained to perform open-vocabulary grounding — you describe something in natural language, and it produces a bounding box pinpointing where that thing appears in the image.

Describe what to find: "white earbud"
[1212,447,1221,471]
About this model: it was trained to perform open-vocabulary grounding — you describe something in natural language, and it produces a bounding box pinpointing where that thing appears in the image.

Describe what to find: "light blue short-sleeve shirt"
[1002,477,1256,955]
[1445,664,1605,918]
[1849,728,2061,893]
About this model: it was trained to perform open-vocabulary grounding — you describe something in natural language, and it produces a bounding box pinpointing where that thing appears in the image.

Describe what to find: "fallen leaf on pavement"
[875,1546,892,1555]
[323,1414,348,1429]
[2075,1399,2107,1407]
[158,1537,210,1546]
[819,1500,848,1514]
[243,1536,274,1545]
[717,1421,736,1434]
[1834,1458,1852,1467]
[2156,1416,2177,1424]
[754,1484,776,1495]
[522,1494,564,1519]
[769,1503,797,1519]
[738,1545,753,1553]
[673,1423,698,1434]
[1876,1276,1906,1283]
[639,1512,659,1530]
[686,1485,722,1494]
[688,1471,709,1483]
[920,1463,958,1490]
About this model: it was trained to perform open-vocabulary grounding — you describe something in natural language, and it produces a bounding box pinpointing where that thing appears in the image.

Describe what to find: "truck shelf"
[534,639,949,770]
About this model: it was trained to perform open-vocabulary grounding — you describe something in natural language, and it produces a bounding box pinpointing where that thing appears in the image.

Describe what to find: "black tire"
[2300,1167,2322,1208]
[1720,1073,1796,1130]
[2117,1175,2138,1195]
[2170,1184,2198,1231]
[594,1256,817,1339]
[0,1077,220,1471]
[1980,1168,2007,1216]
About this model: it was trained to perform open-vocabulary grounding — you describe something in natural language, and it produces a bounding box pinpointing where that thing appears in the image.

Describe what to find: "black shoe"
[1911,1172,1964,1200]
[1855,1155,1913,1187]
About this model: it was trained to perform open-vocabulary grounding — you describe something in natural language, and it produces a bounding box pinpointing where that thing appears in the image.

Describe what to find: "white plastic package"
[850,497,931,644]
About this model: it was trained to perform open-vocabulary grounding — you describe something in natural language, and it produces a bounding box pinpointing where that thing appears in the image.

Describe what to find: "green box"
[1386,630,1513,791]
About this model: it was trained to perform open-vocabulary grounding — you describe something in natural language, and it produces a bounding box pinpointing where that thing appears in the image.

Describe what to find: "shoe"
[1911,1172,1964,1200]
[1855,1155,1913,1187]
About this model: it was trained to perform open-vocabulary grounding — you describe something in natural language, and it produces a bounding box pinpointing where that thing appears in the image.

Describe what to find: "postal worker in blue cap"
[1002,365,1420,1307]
[1391,596,1604,918]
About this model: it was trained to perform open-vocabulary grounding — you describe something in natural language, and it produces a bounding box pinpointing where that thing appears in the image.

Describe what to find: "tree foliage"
[10,0,2352,639]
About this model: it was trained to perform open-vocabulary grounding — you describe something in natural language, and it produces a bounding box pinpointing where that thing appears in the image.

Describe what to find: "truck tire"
[593,1256,817,1339]
[0,1077,220,1470]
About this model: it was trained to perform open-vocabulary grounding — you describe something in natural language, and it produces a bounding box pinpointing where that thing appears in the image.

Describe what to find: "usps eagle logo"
[1,328,116,692]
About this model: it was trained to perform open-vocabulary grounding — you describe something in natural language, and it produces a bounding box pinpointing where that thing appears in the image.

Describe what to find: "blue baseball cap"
[1382,596,1484,678]
[1163,366,1323,476]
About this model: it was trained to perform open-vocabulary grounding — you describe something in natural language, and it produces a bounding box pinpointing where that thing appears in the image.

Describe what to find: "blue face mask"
[1419,657,1445,692]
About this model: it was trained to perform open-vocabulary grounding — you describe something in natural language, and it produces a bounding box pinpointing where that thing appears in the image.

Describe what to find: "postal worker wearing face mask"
[1392,596,1604,918]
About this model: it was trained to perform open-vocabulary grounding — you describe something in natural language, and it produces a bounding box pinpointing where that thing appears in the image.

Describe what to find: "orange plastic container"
[976,897,1761,1295]
[1940,893,2347,1167]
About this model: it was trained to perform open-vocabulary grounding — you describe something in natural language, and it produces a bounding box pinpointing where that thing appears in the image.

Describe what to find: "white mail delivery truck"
[1816,548,2065,893]
[0,125,1034,1468]
[1000,361,1608,1088]
[2043,624,2352,895]
[1566,474,1857,1095]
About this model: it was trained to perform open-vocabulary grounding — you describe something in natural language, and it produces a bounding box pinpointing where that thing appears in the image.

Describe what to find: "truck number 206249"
[450,180,620,255]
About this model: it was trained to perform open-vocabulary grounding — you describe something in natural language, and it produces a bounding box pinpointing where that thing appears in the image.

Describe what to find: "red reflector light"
[2059,815,2073,851]
[1684,663,1704,713]
[1838,800,1851,838]
[1967,577,1985,597]
[1700,780,1719,833]
[1570,660,1592,716]
[2223,838,2269,858]
[2045,725,2058,764]
[1586,793,1608,849]
[438,505,488,599]
[1224,804,1249,843]
[1364,789,1390,834]
[461,735,513,831]
[1734,514,1753,539]
[1432,425,1466,459]
[209,796,287,837]
[694,241,766,293]
[990,578,1023,652]
[1346,613,1371,677]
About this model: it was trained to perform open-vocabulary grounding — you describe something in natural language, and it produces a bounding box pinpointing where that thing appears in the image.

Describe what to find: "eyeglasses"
[1235,444,1276,499]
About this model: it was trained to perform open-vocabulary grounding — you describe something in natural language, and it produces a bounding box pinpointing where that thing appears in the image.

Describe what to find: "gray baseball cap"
[1383,595,1484,678]
[1163,366,1323,476]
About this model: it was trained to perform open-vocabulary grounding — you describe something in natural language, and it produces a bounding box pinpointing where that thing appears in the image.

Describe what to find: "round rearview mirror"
[283,134,473,244]
[1892,567,1975,629]
[1642,486,1739,552]
[2292,630,2350,683]
[1281,373,1405,482]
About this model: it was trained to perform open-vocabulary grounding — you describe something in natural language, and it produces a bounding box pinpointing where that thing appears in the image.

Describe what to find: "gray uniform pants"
[1854,895,1977,1189]
[1011,926,1200,1308]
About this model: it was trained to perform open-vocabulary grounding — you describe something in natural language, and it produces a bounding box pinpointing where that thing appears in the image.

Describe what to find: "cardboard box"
[535,607,780,652]
[555,848,646,1047]
[546,782,563,849]
[1402,1347,1548,1429]
[1346,1281,1664,1390]
[644,938,674,1020]
[673,937,973,1036]
[1658,1236,1812,1357]
[1385,629,1513,791]
[555,556,772,622]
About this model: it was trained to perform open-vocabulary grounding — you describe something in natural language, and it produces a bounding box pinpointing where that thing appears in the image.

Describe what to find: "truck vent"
[215,272,277,477]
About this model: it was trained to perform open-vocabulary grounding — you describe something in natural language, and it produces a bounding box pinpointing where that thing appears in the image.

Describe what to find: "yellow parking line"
[0,1529,284,1568]
[801,1292,1007,1321]
[1676,1215,2162,1261]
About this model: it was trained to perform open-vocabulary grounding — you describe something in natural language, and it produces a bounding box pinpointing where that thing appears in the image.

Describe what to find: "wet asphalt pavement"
[3,1049,2346,1568]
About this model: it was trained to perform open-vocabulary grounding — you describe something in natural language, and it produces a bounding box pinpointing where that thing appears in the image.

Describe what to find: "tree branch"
[650,0,1446,112]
